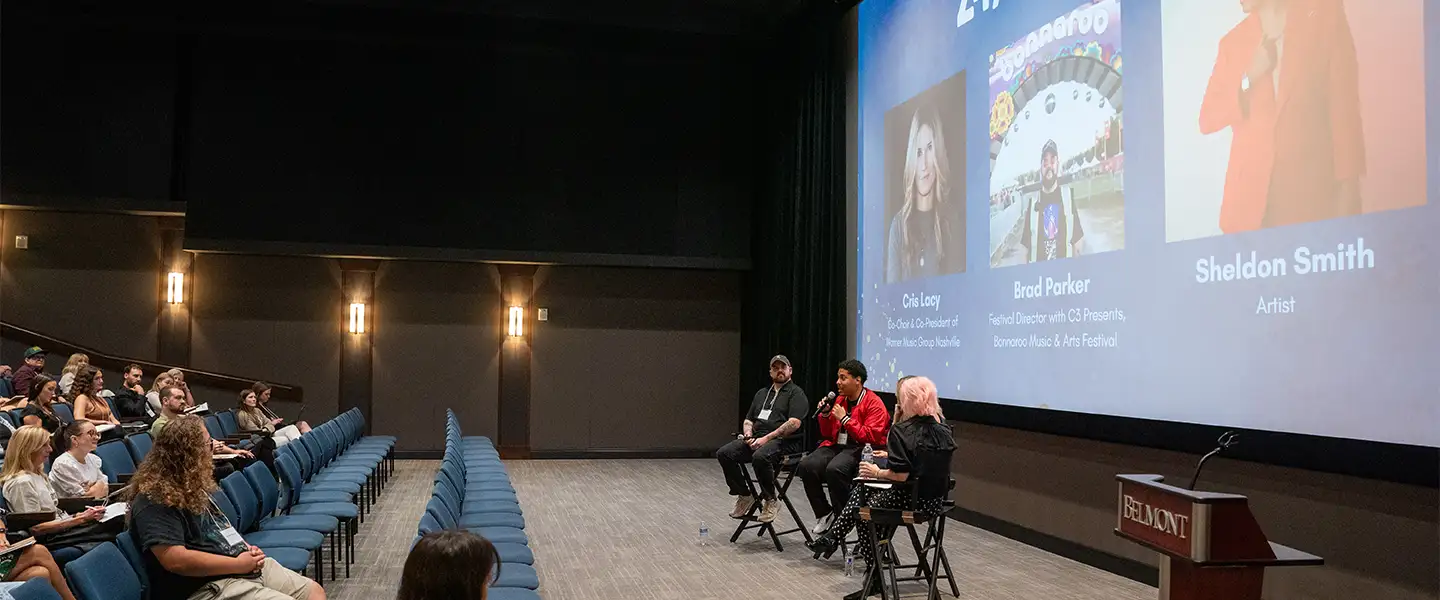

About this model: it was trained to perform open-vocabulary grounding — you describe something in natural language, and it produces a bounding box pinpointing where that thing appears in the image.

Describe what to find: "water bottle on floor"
[699,520,710,546]
[861,443,873,465]
[843,549,855,577]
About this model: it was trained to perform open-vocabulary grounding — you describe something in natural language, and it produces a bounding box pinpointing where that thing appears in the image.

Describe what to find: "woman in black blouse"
[21,375,64,433]
[806,375,956,599]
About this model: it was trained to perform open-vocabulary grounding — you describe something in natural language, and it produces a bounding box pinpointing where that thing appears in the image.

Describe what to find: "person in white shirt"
[147,373,176,416]
[56,354,90,396]
[49,421,108,499]
[0,426,109,550]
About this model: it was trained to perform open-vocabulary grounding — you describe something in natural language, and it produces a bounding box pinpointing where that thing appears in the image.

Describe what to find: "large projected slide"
[856,0,1438,448]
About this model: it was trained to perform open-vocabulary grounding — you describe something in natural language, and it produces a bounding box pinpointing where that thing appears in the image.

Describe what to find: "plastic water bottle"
[843,548,855,577]
[699,521,710,546]
[861,443,874,464]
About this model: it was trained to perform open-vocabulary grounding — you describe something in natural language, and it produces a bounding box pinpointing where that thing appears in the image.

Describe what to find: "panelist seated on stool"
[807,375,955,600]
[717,355,809,524]
[798,359,890,535]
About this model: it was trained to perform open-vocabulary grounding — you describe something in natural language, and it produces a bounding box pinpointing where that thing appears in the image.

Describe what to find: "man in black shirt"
[1020,140,1086,262]
[716,355,808,523]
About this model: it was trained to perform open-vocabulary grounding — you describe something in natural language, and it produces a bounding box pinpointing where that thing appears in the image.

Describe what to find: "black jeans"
[717,438,798,500]
[798,445,861,519]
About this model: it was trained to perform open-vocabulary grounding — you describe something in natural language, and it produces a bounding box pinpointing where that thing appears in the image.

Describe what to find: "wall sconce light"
[349,302,367,334]
[507,306,524,338]
[166,272,185,305]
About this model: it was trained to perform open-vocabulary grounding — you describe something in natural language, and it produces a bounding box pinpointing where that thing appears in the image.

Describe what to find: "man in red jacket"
[798,359,891,535]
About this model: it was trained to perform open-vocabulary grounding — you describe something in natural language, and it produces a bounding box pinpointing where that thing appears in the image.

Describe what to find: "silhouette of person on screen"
[885,107,961,283]
[1021,140,1085,262]
[1199,0,1365,232]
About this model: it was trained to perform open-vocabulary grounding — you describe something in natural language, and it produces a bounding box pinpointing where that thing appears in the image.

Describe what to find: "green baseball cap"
[23,346,45,359]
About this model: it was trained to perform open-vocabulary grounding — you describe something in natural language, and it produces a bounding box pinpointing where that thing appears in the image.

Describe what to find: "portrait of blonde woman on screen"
[885,107,963,284]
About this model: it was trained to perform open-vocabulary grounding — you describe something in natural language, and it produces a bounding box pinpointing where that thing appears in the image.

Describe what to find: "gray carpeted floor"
[327,459,1157,600]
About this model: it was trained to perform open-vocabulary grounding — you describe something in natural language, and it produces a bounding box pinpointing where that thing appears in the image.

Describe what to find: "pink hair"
[896,376,944,422]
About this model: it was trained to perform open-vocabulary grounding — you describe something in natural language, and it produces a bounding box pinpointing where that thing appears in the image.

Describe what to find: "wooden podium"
[1113,474,1322,600]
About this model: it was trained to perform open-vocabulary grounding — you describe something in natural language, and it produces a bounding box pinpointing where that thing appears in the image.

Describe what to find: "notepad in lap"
[0,537,38,579]
[100,502,128,523]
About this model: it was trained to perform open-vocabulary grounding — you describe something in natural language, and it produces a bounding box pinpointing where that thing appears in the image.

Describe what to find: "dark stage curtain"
[739,6,849,448]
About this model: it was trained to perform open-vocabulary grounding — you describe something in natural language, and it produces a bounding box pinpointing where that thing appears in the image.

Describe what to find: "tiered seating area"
[414,409,540,599]
[1,408,394,599]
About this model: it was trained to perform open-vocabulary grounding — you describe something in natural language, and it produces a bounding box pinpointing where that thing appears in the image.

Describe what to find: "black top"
[745,381,808,441]
[20,405,61,433]
[132,493,250,599]
[886,415,956,502]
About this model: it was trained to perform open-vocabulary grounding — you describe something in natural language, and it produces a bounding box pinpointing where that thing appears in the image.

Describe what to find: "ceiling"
[297,0,818,36]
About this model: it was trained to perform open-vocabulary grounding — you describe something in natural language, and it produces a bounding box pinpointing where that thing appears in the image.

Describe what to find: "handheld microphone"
[814,392,837,417]
[1187,431,1239,490]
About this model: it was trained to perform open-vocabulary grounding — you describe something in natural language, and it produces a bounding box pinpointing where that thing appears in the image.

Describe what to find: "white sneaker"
[811,513,833,534]
[758,499,780,523]
[730,495,756,519]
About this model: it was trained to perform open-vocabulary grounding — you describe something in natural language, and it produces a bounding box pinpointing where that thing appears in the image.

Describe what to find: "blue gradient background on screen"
[856,0,1440,447]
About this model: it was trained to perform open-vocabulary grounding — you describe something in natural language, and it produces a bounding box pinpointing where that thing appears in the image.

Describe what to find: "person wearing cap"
[716,355,809,524]
[11,347,47,398]
[1020,139,1085,262]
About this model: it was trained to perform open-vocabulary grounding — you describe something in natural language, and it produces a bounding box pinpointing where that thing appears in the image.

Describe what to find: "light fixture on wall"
[349,302,367,334]
[166,272,185,305]
[507,306,524,338]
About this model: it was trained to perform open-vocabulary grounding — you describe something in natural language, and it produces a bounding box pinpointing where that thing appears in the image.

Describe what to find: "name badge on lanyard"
[758,388,779,422]
[219,525,246,547]
[837,431,848,445]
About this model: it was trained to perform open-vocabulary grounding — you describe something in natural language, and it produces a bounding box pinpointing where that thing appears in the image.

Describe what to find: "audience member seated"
[152,386,253,480]
[146,373,175,416]
[128,415,325,600]
[397,530,498,600]
[0,426,116,554]
[21,376,64,434]
[48,422,108,500]
[111,364,152,420]
[68,367,120,441]
[56,355,89,397]
[11,347,46,399]
[805,376,956,599]
[0,515,78,600]
[165,369,197,409]
[797,359,890,535]
[716,355,807,523]
[233,390,279,469]
[252,382,311,435]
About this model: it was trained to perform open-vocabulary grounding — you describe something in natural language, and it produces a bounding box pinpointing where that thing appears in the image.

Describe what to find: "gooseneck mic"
[813,392,837,418]
[1187,431,1239,490]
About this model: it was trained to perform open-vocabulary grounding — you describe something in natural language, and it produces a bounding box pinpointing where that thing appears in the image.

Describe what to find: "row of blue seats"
[413,409,540,599]
[5,408,395,600]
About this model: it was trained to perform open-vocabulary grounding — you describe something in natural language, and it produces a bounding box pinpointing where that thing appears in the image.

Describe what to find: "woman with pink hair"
[806,376,956,600]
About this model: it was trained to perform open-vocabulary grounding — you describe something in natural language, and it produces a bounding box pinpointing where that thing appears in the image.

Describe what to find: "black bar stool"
[728,452,812,551]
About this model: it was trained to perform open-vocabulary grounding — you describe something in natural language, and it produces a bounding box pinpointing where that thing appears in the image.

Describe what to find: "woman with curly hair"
[127,415,323,600]
[68,367,119,428]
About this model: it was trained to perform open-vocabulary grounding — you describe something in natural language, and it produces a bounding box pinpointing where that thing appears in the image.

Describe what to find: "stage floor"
[326,458,1157,600]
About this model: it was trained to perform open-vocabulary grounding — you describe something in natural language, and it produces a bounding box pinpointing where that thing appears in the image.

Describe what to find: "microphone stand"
[1188,431,1239,490]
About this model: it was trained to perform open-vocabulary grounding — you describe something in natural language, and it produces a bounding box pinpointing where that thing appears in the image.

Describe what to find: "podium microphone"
[1187,431,1239,490]
[813,392,837,418]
